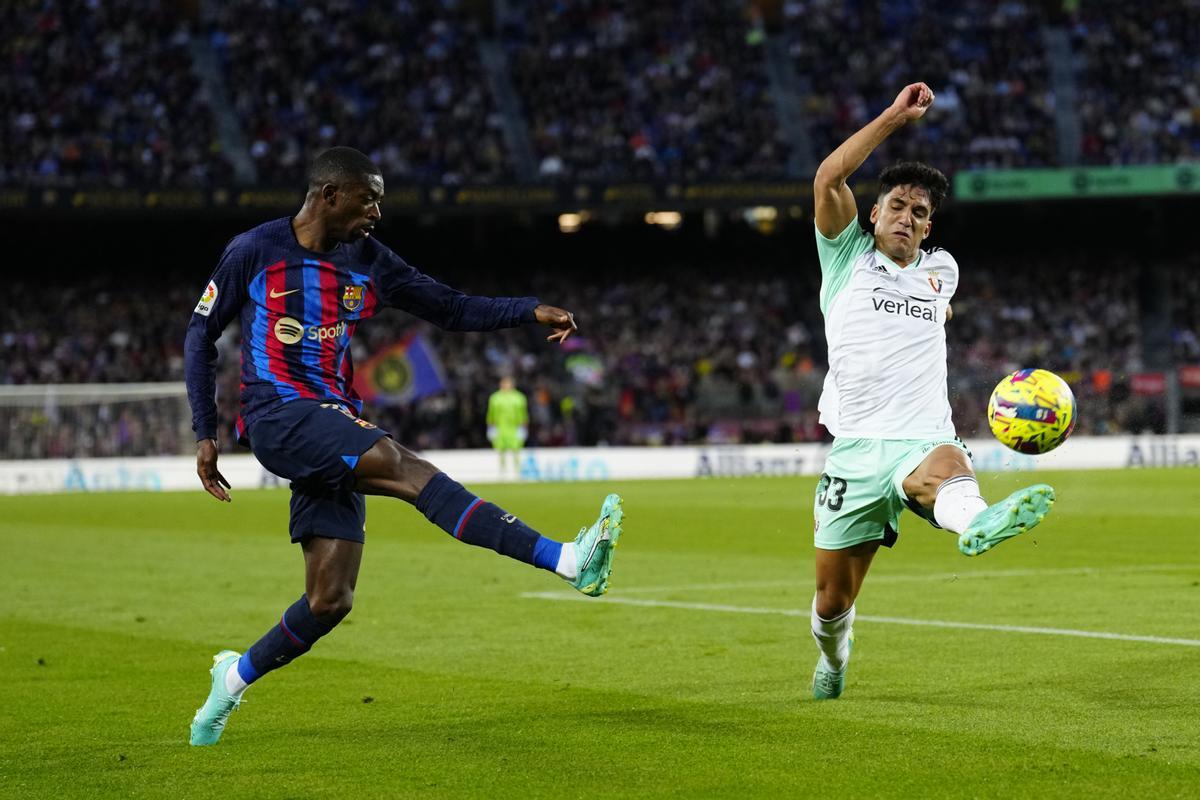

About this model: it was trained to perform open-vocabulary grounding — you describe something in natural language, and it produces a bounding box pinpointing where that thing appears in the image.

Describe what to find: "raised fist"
[891,82,935,121]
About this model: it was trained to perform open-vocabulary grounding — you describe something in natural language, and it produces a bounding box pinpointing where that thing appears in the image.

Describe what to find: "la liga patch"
[195,281,218,316]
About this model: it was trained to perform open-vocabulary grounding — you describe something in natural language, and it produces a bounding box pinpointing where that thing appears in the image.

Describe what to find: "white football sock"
[811,596,855,673]
[225,659,249,696]
[556,541,578,581]
[933,475,988,534]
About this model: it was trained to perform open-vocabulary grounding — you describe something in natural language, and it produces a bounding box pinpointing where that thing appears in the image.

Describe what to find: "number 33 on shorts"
[813,472,850,541]
[816,473,847,511]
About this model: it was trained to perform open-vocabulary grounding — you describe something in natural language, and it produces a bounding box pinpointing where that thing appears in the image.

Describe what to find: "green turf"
[2,470,1199,798]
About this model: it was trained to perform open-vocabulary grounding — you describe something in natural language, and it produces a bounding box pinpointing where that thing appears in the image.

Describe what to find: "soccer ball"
[987,369,1077,455]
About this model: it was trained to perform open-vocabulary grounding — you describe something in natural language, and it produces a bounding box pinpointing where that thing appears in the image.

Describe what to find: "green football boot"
[958,484,1055,557]
[189,650,243,746]
[812,631,853,701]
[570,493,624,597]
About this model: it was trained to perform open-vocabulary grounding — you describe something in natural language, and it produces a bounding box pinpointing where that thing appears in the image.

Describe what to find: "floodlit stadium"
[2,1,1199,797]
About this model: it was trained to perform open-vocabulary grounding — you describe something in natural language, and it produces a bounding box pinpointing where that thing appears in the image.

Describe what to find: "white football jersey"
[815,219,958,439]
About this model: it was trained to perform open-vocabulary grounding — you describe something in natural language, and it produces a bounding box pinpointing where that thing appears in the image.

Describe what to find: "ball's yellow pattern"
[987,368,1076,455]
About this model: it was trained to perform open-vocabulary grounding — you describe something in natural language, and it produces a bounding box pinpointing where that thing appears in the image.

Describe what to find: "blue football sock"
[239,595,335,685]
[416,472,561,570]
[531,536,564,572]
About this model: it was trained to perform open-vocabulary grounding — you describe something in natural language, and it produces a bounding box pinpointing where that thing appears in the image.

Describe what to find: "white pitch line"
[609,564,1200,595]
[521,592,1200,647]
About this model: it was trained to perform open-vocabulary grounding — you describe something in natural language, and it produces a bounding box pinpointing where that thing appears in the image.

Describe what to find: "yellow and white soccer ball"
[987,369,1077,455]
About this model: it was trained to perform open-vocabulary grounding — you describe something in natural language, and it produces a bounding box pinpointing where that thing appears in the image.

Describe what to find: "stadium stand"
[3,2,1199,458]
[4,251,1196,458]
[1173,264,1200,365]
[1072,0,1200,165]
[0,0,232,187]
[502,0,791,182]
[784,0,1058,174]
[3,1,1197,188]
[207,0,511,186]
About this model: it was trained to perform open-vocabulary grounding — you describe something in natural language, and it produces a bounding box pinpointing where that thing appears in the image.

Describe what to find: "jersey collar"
[873,248,923,274]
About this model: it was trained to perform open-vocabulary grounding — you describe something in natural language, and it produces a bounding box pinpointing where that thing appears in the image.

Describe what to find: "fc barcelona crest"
[342,285,364,312]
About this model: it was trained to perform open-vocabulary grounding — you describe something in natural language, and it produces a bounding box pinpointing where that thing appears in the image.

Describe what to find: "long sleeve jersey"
[184,217,538,442]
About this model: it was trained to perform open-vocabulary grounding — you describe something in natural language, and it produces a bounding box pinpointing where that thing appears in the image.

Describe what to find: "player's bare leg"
[815,540,880,620]
[190,537,361,746]
[303,537,362,624]
[352,436,438,502]
[811,540,879,699]
[903,444,1055,556]
[354,438,623,595]
[902,444,975,510]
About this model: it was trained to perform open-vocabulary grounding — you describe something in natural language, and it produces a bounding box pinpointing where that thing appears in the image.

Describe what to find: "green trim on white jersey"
[814,219,959,439]
[815,219,874,314]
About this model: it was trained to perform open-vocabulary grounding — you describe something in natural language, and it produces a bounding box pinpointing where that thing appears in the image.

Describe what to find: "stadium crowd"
[3,252,1196,459]
[206,0,511,187]
[4,1,1197,190]
[3,1,1198,458]
[1,0,231,188]
[784,0,1058,174]
[1072,0,1200,165]
[502,0,790,182]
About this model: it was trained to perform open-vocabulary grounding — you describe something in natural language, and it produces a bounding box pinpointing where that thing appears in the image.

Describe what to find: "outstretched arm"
[377,253,576,343]
[813,82,935,238]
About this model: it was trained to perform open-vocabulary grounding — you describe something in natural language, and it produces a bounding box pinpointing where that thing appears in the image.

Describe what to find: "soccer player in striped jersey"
[184,147,624,745]
[807,84,1055,700]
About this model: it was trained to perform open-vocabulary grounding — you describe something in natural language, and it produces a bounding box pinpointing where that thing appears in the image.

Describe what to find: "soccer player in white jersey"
[808,82,1055,700]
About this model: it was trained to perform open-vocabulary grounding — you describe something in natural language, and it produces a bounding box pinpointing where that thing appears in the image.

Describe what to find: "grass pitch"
[2,469,1199,798]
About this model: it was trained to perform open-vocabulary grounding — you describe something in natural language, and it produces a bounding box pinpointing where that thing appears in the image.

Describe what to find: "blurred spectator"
[0,281,191,385]
[1073,0,1200,165]
[208,0,512,186]
[1172,258,1200,364]
[785,0,1057,175]
[2,397,190,460]
[3,1,1197,190]
[503,0,791,182]
[1,0,232,187]
[948,254,1146,437]
[4,249,1198,458]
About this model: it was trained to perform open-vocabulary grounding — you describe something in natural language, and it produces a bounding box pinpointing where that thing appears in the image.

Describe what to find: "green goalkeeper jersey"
[487,388,527,430]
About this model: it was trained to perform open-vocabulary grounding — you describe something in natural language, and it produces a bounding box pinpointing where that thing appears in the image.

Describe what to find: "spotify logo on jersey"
[273,317,347,345]
[274,316,304,344]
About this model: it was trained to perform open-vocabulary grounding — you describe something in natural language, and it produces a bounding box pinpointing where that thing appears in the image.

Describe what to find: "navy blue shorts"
[247,399,389,544]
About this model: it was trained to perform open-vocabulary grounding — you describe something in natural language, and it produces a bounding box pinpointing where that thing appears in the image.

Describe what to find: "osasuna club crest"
[342,285,364,311]
[927,270,943,293]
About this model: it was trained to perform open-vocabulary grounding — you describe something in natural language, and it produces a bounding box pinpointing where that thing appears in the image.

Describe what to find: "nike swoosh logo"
[582,518,611,570]
[269,288,300,298]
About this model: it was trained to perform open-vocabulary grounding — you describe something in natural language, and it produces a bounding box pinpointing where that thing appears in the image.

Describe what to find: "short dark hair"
[307,146,381,190]
[877,161,949,213]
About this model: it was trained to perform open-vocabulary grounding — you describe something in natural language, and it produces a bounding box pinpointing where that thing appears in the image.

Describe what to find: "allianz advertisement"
[1,436,1198,495]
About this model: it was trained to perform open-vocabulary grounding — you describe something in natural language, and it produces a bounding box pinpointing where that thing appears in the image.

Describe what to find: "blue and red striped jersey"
[184,217,538,442]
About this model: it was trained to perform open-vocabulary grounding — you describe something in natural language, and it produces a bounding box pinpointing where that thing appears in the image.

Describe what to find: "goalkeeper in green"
[487,377,528,477]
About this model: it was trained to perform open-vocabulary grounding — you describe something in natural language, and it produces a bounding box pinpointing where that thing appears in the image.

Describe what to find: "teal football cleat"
[570,493,624,596]
[812,631,853,700]
[189,650,243,746]
[958,484,1055,557]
